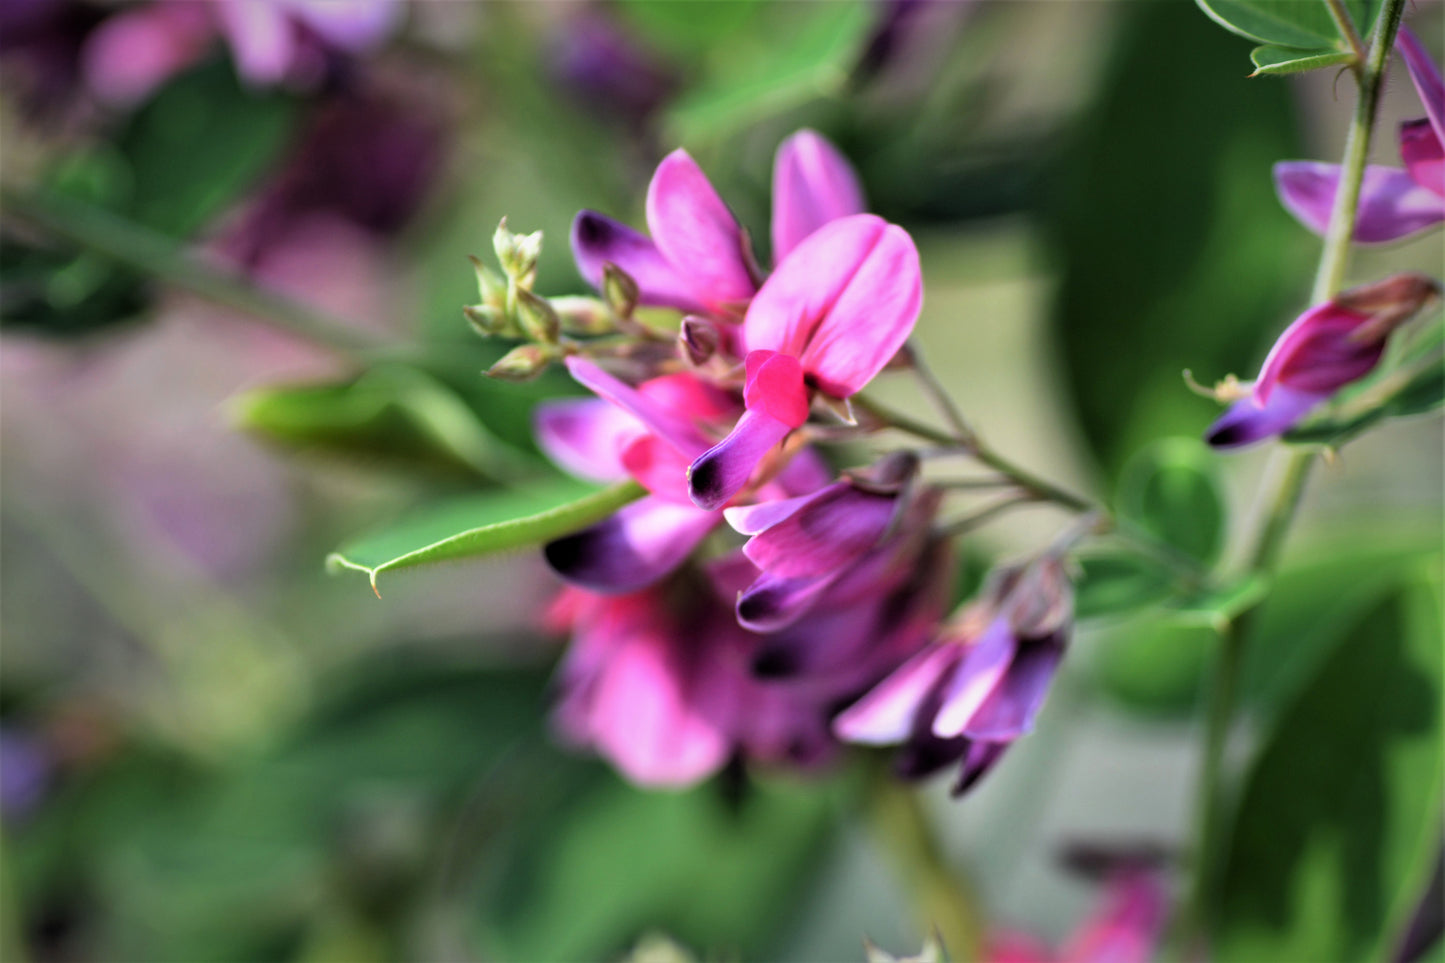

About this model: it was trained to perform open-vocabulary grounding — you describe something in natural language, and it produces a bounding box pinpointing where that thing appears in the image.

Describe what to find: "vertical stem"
[867,760,985,962]
[1181,0,1408,952]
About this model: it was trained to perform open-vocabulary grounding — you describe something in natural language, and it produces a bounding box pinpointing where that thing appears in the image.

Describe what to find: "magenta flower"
[1206,274,1439,448]
[687,214,923,509]
[1274,27,1444,243]
[986,869,1169,963]
[571,129,866,317]
[834,558,1073,795]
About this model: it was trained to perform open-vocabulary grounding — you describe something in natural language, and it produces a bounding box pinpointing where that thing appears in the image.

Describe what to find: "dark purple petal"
[687,407,794,511]
[544,496,717,593]
[961,632,1066,740]
[951,740,1009,796]
[570,211,705,312]
[742,483,897,578]
[735,568,835,632]
[1398,26,1445,152]
[1274,161,1445,242]
[1206,386,1327,448]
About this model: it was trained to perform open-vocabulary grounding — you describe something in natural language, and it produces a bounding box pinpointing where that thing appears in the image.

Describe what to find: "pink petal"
[687,407,794,511]
[952,740,1010,796]
[961,634,1065,740]
[618,434,693,502]
[543,496,718,593]
[1274,161,1445,243]
[932,617,1017,739]
[570,211,706,313]
[645,149,758,307]
[1400,118,1445,199]
[1255,301,1380,401]
[734,568,835,632]
[1060,872,1169,963]
[833,644,962,745]
[743,215,922,397]
[286,0,400,51]
[772,445,833,496]
[987,931,1057,963]
[564,356,708,458]
[771,129,866,263]
[533,397,641,482]
[743,349,810,428]
[723,491,817,535]
[1205,386,1327,449]
[81,1,215,106]
[216,0,296,86]
[1398,26,1445,151]
[637,372,738,424]
[742,483,897,578]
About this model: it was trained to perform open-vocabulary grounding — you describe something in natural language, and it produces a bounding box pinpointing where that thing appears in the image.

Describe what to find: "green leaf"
[666,0,875,144]
[1170,575,1269,632]
[1249,44,1355,75]
[1074,551,1176,619]
[327,478,647,594]
[488,777,837,962]
[1094,616,1216,717]
[1215,564,1443,962]
[1196,0,1379,49]
[1117,439,1226,566]
[231,365,539,481]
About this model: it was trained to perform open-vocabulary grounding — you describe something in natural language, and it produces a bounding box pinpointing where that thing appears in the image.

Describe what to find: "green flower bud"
[551,296,616,336]
[602,262,640,319]
[486,343,556,381]
[514,288,562,345]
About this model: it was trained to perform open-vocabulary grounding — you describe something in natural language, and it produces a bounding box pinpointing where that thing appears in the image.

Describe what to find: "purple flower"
[1206,274,1440,448]
[571,129,867,318]
[548,12,677,126]
[0,727,53,824]
[1274,27,1444,243]
[986,868,1169,963]
[834,558,1074,796]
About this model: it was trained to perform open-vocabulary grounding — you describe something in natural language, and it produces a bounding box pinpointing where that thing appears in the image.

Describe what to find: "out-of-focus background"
[1,2,1441,961]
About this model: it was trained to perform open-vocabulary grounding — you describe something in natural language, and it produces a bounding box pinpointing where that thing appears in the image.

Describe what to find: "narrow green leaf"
[1215,566,1444,962]
[1249,44,1355,76]
[1196,0,1379,49]
[1074,551,1176,619]
[1117,439,1227,566]
[327,479,646,595]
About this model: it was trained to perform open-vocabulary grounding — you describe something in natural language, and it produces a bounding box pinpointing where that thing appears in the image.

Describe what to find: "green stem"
[1324,0,1367,67]
[866,759,985,961]
[2,186,382,360]
[1181,0,1407,951]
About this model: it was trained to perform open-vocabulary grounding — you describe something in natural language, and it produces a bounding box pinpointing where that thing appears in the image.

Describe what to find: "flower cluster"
[470,130,1081,789]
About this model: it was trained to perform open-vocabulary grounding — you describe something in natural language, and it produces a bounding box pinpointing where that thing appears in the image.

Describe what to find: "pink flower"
[835,558,1073,796]
[1206,274,1439,448]
[570,129,866,317]
[985,870,1169,963]
[687,214,923,509]
[1274,27,1444,243]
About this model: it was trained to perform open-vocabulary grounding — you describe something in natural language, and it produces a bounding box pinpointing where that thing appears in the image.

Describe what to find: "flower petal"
[932,617,1017,738]
[1278,160,1445,240]
[1400,118,1445,199]
[1255,301,1380,401]
[687,407,794,511]
[533,397,640,482]
[564,356,707,457]
[1274,161,1445,242]
[834,644,962,745]
[286,0,400,51]
[81,1,215,106]
[961,632,1066,740]
[771,129,866,262]
[1205,385,1327,449]
[544,496,717,593]
[1398,26,1445,151]
[570,211,705,312]
[645,149,757,307]
[951,740,1009,796]
[723,491,817,535]
[215,0,296,86]
[742,483,897,578]
[734,568,835,633]
[743,349,810,428]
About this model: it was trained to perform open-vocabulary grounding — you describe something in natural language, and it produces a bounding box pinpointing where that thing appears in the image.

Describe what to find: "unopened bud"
[551,296,615,336]
[468,254,508,308]
[464,303,517,338]
[514,288,561,344]
[493,218,543,285]
[602,262,640,319]
[487,343,555,381]
[1002,557,1073,638]
[679,315,719,366]
[1335,272,1441,344]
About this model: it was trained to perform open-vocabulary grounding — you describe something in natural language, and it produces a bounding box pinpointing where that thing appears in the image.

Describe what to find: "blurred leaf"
[1074,551,1175,619]
[1094,616,1216,717]
[231,365,538,481]
[1215,564,1443,961]
[1169,575,1269,631]
[1196,0,1379,49]
[1041,1,1311,477]
[327,479,646,593]
[1118,439,1226,566]
[616,0,766,57]
[1249,44,1355,75]
[489,776,838,962]
[666,0,875,144]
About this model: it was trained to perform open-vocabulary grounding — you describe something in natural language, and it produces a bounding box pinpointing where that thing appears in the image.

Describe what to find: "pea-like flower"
[1274,27,1444,243]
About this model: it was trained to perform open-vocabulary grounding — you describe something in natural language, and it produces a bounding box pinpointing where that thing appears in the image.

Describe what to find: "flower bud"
[679,315,719,366]
[514,288,562,345]
[602,262,640,319]
[487,343,556,381]
[493,218,543,285]
[463,303,518,338]
[551,296,615,336]
[468,254,508,309]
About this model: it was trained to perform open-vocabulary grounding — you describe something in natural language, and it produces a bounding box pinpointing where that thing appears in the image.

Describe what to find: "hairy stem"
[1181,0,1408,951]
[1325,0,1368,67]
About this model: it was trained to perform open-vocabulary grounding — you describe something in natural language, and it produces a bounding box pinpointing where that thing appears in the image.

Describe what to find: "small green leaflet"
[1195,0,1380,49]
[327,479,646,596]
[1250,45,1355,76]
